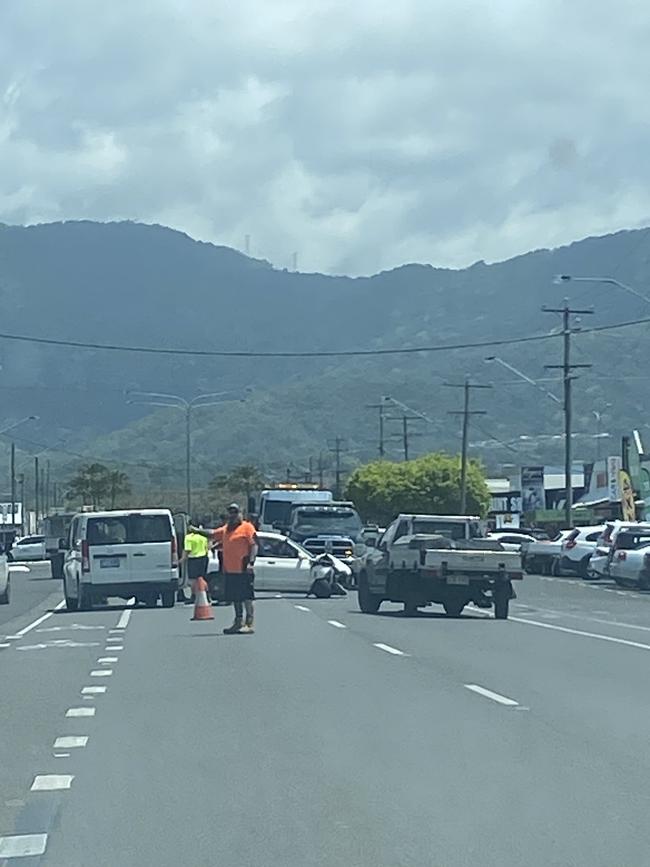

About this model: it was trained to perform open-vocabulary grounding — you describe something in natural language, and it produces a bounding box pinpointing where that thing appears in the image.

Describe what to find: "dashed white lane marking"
[0,834,48,857]
[510,616,650,651]
[90,669,113,677]
[294,605,310,612]
[107,646,124,651]
[115,600,135,629]
[0,642,10,648]
[373,642,407,656]
[66,707,96,717]
[97,657,118,663]
[54,753,70,758]
[82,686,106,695]
[464,684,519,707]
[106,636,123,642]
[37,624,104,633]
[6,599,66,639]
[108,629,123,634]
[327,620,347,629]
[53,736,88,749]
[31,774,74,791]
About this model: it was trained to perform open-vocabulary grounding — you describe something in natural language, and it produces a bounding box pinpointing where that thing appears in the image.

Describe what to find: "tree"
[208,464,267,510]
[66,463,131,509]
[345,453,490,525]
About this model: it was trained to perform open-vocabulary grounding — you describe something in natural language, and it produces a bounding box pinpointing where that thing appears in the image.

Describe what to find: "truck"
[258,485,333,533]
[287,501,365,582]
[358,513,522,619]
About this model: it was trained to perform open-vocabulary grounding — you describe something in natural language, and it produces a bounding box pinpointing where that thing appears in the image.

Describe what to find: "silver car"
[0,552,10,604]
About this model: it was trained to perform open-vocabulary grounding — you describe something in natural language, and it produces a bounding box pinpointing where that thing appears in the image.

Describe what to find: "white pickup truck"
[358,514,522,619]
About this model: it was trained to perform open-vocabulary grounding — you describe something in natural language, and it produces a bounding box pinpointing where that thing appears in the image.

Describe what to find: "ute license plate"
[100,557,120,569]
[447,574,469,585]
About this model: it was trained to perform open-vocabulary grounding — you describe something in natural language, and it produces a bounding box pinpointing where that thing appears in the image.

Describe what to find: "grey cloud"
[1,0,650,274]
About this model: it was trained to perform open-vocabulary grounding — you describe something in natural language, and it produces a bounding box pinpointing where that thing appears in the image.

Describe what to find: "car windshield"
[293,510,362,533]
[413,520,469,540]
[261,500,294,526]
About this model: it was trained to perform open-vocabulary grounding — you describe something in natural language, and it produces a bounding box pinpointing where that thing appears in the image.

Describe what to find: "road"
[2,572,650,865]
[0,562,60,631]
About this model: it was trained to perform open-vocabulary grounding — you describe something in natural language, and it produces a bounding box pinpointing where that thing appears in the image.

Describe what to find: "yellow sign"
[619,470,636,521]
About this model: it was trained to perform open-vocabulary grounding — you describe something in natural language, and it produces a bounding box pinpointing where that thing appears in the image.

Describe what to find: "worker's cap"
[227,503,241,513]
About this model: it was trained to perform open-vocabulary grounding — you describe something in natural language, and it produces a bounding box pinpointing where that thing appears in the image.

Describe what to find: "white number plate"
[100,557,120,568]
[447,574,469,585]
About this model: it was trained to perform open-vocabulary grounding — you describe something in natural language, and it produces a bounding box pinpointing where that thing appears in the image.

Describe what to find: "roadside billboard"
[520,466,545,513]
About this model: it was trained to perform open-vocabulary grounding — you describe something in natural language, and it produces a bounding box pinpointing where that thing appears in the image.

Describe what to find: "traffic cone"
[191,577,214,621]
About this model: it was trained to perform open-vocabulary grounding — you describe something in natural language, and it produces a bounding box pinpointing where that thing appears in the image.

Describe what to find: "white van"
[62,509,178,610]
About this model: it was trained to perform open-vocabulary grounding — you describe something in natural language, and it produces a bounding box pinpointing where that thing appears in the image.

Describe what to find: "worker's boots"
[223,618,243,635]
[239,615,255,635]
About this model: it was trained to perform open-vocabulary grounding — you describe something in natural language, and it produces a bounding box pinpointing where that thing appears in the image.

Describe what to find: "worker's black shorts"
[187,556,209,581]
[224,572,255,602]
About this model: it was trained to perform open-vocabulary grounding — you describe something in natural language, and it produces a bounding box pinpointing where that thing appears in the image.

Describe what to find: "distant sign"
[520,466,545,513]
[607,456,622,502]
[619,470,636,521]
[0,503,22,526]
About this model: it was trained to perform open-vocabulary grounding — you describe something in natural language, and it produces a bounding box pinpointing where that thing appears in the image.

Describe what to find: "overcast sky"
[2,0,650,275]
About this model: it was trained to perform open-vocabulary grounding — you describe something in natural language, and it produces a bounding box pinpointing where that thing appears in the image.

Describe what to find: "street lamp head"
[484,356,496,362]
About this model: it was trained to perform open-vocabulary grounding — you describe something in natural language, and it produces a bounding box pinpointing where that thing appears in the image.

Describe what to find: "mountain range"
[0,219,648,495]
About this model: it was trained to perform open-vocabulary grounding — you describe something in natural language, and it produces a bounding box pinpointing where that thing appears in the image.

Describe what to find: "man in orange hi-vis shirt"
[212,503,258,635]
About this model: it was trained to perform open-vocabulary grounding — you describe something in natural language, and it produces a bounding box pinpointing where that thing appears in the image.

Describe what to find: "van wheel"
[161,589,175,608]
[143,592,158,608]
[65,588,78,611]
[493,584,510,620]
[78,582,93,611]
[0,580,9,605]
[443,599,465,617]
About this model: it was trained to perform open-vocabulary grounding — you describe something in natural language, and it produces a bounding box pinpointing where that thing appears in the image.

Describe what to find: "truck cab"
[287,502,365,575]
[258,486,334,533]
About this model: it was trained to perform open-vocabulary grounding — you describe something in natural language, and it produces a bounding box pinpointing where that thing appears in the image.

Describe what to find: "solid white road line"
[0,642,10,648]
[464,684,519,707]
[90,669,112,677]
[31,774,74,791]
[97,657,118,663]
[0,834,48,857]
[327,620,347,629]
[5,599,66,639]
[115,600,135,629]
[81,686,106,695]
[53,736,88,749]
[66,707,96,717]
[294,605,310,612]
[510,616,650,651]
[373,642,407,656]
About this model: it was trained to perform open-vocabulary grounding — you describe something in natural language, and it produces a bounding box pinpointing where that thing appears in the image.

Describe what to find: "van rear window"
[86,515,172,546]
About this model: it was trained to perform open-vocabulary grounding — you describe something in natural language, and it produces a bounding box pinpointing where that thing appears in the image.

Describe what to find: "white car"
[521,530,573,575]
[208,531,351,593]
[487,531,538,552]
[590,521,650,579]
[9,535,47,562]
[560,525,604,578]
[0,552,9,604]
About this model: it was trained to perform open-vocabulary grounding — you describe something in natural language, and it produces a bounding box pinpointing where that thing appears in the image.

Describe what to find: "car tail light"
[81,540,90,573]
[510,571,523,580]
[618,551,627,561]
[171,535,178,568]
[565,539,577,550]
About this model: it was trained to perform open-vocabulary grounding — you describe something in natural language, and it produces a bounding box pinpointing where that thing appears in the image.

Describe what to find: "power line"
[0,313,647,358]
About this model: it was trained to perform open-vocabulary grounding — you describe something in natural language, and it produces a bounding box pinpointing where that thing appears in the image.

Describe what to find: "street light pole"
[484,356,562,405]
[555,274,650,306]
[126,391,245,516]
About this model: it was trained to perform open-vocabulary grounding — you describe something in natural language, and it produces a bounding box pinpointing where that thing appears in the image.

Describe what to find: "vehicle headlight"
[344,548,353,557]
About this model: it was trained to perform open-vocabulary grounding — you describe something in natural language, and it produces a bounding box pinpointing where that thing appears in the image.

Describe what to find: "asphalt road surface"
[0,562,58,630]
[2,573,650,865]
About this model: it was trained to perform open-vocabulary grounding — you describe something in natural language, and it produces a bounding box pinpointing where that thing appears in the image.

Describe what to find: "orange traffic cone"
[191,577,214,621]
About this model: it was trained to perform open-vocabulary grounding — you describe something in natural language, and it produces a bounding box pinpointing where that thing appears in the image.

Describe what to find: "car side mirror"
[378,541,387,552]
[59,538,69,551]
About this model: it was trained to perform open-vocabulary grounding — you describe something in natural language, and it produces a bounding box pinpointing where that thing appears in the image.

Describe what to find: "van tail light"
[81,540,90,573]
[171,535,178,568]
[565,539,577,550]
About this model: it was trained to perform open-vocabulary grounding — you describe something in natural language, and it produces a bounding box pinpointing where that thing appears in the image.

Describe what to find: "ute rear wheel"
[493,583,510,620]
[357,571,382,614]
[161,589,175,608]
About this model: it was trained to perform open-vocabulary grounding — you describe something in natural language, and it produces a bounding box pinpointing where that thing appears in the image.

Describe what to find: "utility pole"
[45,460,51,515]
[34,456,40,526]
[317,452,325,489]
[10,443,15,538]
[18,474,24,535]
[366,401,387,458]
[386,414,422,461]
[543,301,594,528]
[445,377,492,513]
[328,438,347,499]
